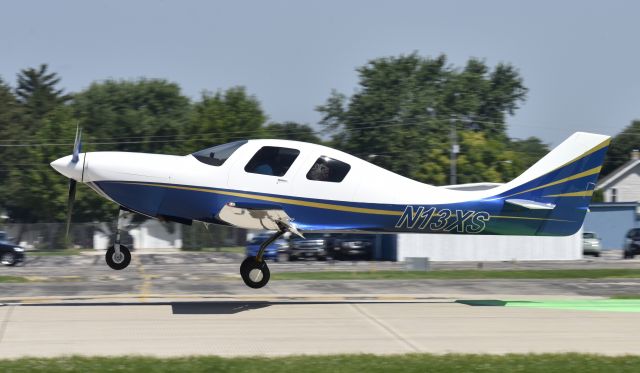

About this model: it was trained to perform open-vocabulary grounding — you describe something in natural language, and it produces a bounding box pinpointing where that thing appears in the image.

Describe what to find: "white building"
[394,182,582,261]
[597,150,640,203]
[93,219,182,251]
[395,230,582,261]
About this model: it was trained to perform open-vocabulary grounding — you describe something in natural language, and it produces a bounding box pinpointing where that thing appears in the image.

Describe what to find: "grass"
[0,275,29,283]
[610,294,640,299]
[0,354,639,373]
[272,268,640,281]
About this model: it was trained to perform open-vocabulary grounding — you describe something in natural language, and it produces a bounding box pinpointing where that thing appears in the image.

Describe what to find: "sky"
[1,0,639,146]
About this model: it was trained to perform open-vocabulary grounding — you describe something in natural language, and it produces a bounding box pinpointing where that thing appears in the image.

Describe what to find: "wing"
[217,202,303,237]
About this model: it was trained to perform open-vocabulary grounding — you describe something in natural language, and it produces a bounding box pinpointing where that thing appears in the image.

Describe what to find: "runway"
[1,295,640,358]
[2,253,640,358]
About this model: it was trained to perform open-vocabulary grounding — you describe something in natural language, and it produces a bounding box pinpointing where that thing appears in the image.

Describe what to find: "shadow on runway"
[4,299,459,314]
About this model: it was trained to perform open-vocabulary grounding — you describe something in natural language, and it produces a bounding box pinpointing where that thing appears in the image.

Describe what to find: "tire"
[289,255,298,261]
[105,245,131,270]
[240,256,270,289]
[1,252,16,266]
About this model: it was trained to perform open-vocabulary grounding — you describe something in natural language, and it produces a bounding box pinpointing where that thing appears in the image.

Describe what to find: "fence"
[2,220,247,251]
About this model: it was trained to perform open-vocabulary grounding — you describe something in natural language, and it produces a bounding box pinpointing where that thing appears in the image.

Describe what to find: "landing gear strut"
[106,208,131,270]
[240,228,285,288]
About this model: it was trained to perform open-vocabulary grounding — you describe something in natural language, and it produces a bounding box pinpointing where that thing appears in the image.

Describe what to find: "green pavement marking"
[457,299,640,313]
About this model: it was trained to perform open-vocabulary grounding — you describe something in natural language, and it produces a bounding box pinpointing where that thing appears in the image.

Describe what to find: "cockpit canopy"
[191,140,247,166]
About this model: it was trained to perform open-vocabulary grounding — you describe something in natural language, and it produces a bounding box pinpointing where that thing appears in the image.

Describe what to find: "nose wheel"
[240,256,270,288]
[106,207,132,270]
[106,245,131,270]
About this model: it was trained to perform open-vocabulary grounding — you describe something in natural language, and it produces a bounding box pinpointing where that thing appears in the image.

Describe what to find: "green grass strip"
[458,299,640,313]
[506,299,640,313]
[610,294,640,299]
[272,268,640,281]
[0,275,29,283]
[1,354,640,373]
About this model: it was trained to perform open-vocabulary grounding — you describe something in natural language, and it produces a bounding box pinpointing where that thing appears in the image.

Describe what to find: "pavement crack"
[351,303,419,353]
[0,305,15,345]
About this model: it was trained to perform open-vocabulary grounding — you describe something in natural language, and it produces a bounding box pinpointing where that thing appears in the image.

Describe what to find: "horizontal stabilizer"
[505,198,556,210]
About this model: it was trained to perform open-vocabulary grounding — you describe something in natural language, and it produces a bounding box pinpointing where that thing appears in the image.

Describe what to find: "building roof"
[597,159,640,190]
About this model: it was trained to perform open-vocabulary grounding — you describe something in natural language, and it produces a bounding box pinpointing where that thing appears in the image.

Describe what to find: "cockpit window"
[245,146,300,176]
[191,140,247,166]
[306,156,351,182]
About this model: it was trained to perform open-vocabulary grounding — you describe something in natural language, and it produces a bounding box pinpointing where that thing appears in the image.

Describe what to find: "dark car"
[289,233,333,261]
[624,228,640,259]
[0,232,25,266]
[330,234,375,260]
[245,233,289,261]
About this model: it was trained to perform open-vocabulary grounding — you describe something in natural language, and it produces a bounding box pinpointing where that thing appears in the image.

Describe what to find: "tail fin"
[494,132,610,235]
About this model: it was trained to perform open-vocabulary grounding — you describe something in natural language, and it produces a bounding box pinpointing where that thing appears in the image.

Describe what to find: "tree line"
[0,53,633,223]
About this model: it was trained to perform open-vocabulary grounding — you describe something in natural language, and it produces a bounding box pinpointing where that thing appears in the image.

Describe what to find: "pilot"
[308,159,330,181]
[254,162,273,175]
[252,147,278,176]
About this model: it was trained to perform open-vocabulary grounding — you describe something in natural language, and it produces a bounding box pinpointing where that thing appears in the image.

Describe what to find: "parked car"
[0,231,25,266]
[624,228,640,259]
[245,233,289,261]
[330,234,375,260]
[582,232,602,257]
[289,233,333,261]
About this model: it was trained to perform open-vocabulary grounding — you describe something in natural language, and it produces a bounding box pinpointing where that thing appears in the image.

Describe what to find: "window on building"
[306,156,351,182]
[611,188,617,202]
[191,140,247,166]
[245,146,300,176]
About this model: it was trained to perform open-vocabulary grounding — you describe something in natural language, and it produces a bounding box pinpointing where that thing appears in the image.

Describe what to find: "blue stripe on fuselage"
[93,180,583,236]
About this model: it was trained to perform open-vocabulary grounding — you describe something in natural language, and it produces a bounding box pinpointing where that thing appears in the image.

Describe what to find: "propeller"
[65,125,82,241]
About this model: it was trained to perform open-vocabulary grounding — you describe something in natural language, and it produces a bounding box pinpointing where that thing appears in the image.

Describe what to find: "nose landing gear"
[240,229,285,288]
[106,244,131,270]
[106,208,132,270]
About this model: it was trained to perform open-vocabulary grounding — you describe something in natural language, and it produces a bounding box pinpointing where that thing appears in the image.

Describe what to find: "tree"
[1,106,77,223]
[73,79,191,155]
[264,122,322,144]
[508,137,550,171]
[317,53,530,184]
[185,86,267,152]
[15,64,71,122]
[601,120,640,177]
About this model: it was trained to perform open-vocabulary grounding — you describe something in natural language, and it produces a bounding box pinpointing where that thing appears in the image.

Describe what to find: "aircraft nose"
[50,154,85,181]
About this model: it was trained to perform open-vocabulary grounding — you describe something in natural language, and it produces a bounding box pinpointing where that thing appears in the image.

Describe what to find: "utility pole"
[450,116,458,185]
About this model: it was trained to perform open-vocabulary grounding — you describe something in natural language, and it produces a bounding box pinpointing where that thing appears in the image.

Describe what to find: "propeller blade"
[71,125,82,163]
[65,179,77,240]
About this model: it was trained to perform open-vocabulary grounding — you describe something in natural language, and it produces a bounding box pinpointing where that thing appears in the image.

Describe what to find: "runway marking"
[351,303,420,352]
[134,256,153,303]
[0,305,15,346]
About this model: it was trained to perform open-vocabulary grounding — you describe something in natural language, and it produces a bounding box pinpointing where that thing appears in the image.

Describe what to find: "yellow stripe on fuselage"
[544,190,594,198]
[504,166,602,198]
[121,182,404,216]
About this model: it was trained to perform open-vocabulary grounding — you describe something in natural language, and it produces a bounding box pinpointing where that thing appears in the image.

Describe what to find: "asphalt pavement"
[1,251,640,358]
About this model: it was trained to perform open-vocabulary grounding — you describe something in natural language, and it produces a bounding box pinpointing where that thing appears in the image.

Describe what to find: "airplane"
[51,129,610,288]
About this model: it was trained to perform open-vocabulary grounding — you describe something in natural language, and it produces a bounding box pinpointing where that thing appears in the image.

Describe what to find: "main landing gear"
[240,228,286,289]
[106,208,131,270]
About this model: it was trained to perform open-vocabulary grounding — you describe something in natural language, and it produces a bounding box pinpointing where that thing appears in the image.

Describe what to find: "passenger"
[308,159,330,181]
